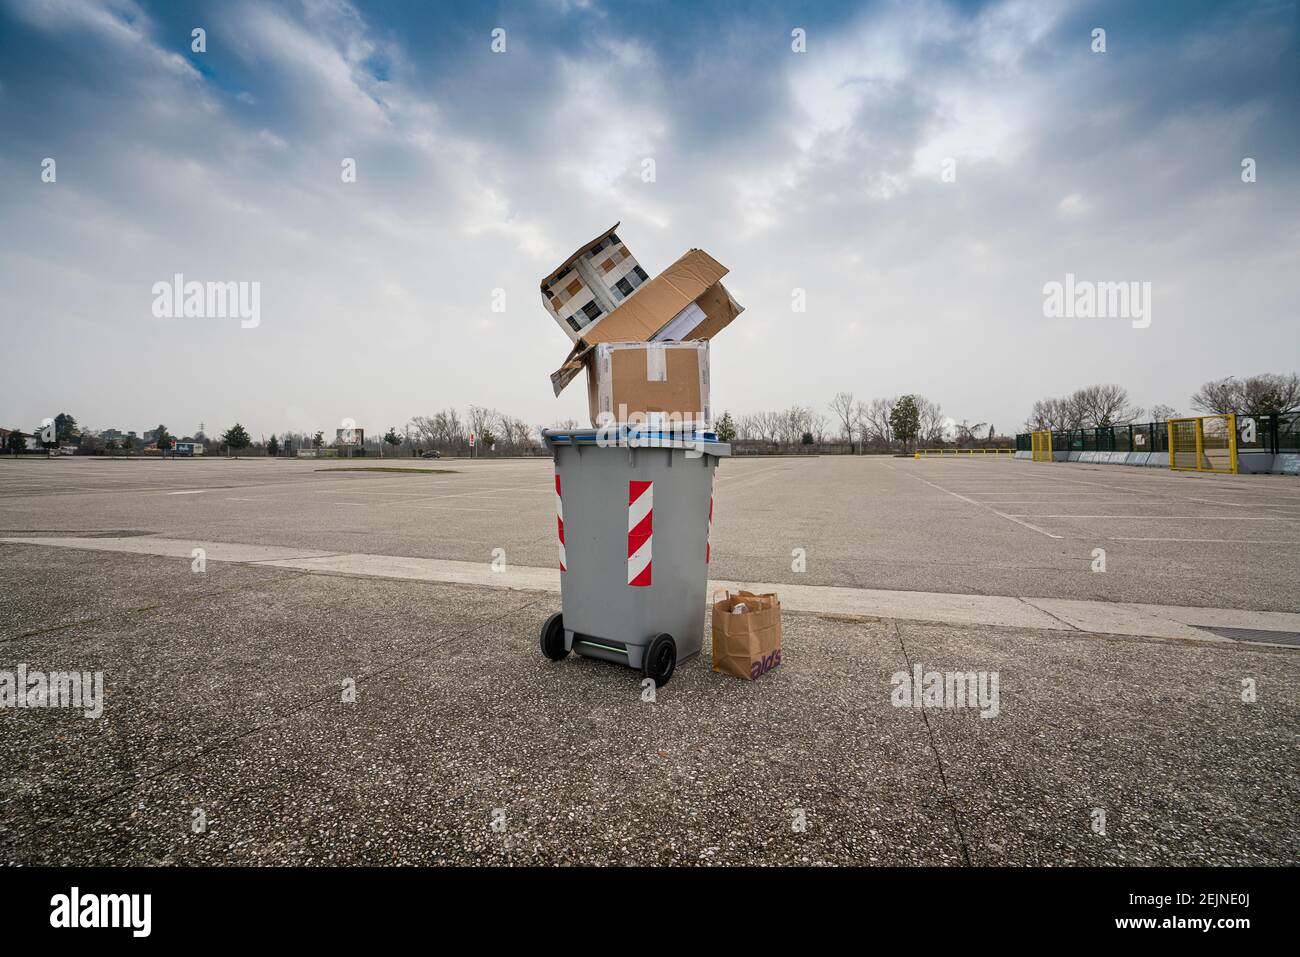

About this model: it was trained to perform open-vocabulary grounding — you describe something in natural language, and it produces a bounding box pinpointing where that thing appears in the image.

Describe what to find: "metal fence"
[1235,412,1300,454]
[1017,413,1299,456]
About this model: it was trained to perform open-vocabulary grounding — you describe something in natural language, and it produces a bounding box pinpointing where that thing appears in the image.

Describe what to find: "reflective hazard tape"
[627,480,653,586]
[555,473,566,572]
[706,495,713,564]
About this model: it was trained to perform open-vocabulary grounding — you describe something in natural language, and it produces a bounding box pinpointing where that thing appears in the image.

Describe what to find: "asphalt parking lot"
[2,456,1297,865]
[3,454,1299,608]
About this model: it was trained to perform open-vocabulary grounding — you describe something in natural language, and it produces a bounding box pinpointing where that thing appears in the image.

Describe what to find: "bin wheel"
[540,612,568,661]
[642,634,677,687]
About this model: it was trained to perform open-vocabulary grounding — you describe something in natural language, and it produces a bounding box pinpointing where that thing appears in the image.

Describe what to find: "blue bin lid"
[542,426,729,455]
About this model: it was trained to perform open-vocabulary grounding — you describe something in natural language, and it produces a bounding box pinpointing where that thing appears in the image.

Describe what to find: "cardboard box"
[549,247,744,396]
[539,223,650,342]
[587,341,710,429]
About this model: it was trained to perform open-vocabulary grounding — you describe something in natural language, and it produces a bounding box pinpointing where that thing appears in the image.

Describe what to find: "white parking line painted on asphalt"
[1183,499,1300,509]
[905,474,1063,539]
[307,484,553,507]
[1008,473,1300,509]
[1107,537,1300,544]
[962,492,1136,496]
[1008,515,1300,521]
[165,490,207,495]
[9,534,1296,643]
[1,484,221,496]
[979,501,1155,507]
[716,463,792,479]
[0,536,339,563]
[409,487,553,507]
[416,504,517,512]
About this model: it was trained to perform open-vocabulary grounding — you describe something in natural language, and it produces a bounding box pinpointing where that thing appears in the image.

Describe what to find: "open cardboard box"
[546,244,743,403]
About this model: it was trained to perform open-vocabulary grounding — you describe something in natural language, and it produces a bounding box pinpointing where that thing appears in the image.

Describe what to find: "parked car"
[421,450,441,459]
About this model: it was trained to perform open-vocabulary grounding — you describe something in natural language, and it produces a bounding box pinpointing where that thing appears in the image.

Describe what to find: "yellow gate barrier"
[913,448,1014,458]
[1169,414,1237,473]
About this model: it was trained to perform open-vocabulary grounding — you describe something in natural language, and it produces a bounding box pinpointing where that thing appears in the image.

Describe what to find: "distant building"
[1,428,37,451]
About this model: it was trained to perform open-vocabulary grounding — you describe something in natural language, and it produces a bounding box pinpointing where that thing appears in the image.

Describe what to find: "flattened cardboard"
[586,341,710,428]
[550,247,741,396]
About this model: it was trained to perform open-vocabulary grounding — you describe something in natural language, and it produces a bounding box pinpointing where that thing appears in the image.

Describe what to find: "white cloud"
[1057,192,1086,217]
[1,0,1296,440]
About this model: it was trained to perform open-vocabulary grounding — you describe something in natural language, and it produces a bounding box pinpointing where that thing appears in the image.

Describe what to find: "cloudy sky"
[1,0,1296,440]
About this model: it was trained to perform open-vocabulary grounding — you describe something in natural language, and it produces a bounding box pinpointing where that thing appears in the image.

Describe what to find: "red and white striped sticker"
[627,480,653,586]
[706,495,713,563]
[555,473,566,572]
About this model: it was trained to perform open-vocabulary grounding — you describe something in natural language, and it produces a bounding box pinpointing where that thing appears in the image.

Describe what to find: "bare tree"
[1058,393,1082,429]
[851,401,871,448]
[496,415,537,452]
[773,409,793,445]
[409,415,438,449]
[420,408,466,450]
[1042,399,1068,430]
[1024,397,1068,431]
[516,417,541,451]
[778,406,814,444]
[915,395,946,444]
[860,396,897,449]
[466,405,498,446]
[809,410,830,443]
[1195,373,1300,416]
[953,420,989,447]
[1064,384,1141,428]
[828,392,856,452]
[776,409,795,444]
[1148,403,1180,422]
[1190,376,1241,415]
[1241,373,1300,415]
[495,415,520,450]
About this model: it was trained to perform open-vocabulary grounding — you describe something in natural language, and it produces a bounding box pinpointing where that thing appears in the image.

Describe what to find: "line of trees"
[1025,373,1300,432]
[8,412,263,458]
[729,407,829,446]
[827,392,989,453]
[408,405,542,455]
[20,408,549,459]
[717,393,1006,454]
[1024,384,1146,431]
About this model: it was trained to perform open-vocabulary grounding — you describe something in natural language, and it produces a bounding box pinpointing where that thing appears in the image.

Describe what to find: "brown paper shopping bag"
[711,590,782,680]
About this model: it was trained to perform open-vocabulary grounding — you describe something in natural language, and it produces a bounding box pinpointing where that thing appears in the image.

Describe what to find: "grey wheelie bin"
[539,427,730,686]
